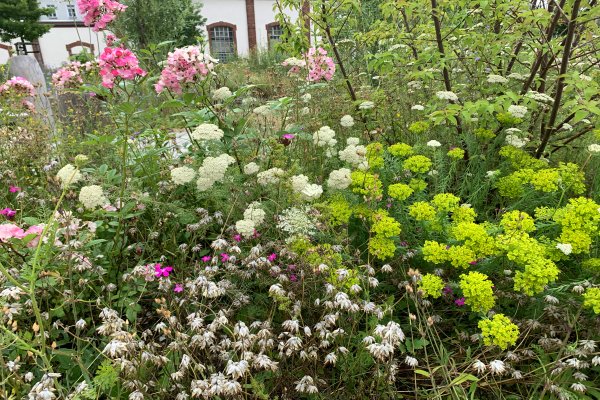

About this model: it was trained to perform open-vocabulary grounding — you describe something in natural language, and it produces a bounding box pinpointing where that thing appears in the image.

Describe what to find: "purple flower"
[201,256,211,262]
[154,264,173,278]
[280,133,296,146]
[455,297,465,307]
[220,253,230,262]
[9,186,21,193]
[442,286,453,295]
[268,253,277,262]
[289,274,298,282]
[0,208,16,219]
[282,133,295,140]
[174,283,184,293]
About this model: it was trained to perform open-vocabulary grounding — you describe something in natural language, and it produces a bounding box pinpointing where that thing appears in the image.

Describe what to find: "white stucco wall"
[38,27,107,68]
[255,0,279,49]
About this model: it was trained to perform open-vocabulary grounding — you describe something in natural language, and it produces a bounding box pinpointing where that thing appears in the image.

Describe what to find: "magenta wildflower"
[290,274,298,282]
[220,253,230,262]
[154,264,173,278]
[0,208,16,219]
[469,260,478,265]
[174,283,184,293]
[233,234,242,242]
[282,133,295,140]
[455,297,465,307]
[268,253,277,262]
[201,255,211,262]
[9,186,21,193]
[442,286,453,295]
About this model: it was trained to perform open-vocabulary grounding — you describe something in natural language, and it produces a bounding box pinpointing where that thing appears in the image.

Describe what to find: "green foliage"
[0,0,52,41]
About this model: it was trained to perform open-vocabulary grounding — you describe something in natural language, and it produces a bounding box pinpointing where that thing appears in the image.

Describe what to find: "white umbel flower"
[244,202,265,225]
[313,126,337,147]
[257,168,285,185]
[79,185,108,210]
[235,219,255,238]
[196,154,236,191]
[243,162,260,174]
[508,105,527,118]
[56,164,82,188]
[339,144,368,170]
[505,134,529,148]
[340,115,354,127]
[411,104,425,110]
[358,101,374,110]
[171,166,196,185]
[588,144,600,153]
[436,91,458,101]
[487,74,508,83]
[327,168,352,190]
[290,174,310,193]
[191,123,224,141]
[427,140,442,148]
[212,87,232,102]
[301,184,323,201]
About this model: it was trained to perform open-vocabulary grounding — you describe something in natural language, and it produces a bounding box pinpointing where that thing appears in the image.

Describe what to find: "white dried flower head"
[472,360,486,374]
[295,375,319,394]
[508,105,527,118]
[436,91,458,101]
[358,101,375,110]
[489,360,506,375]
[588,144,600,153]
[324,352,337,365]
[103,339,128,358]
[191,123,224,141]
[235,219,255,238]
[170,166,196,185]
[56,164,82,188]
[75,319,87,330]
[327,168,352,190]
[340,115,354,127]
[225,360,249,379]
[411,104,425,111]
[257,167,285,185]
[556,243,572,255]
[505,134,529,148]
[427,140,441,148]
[78,185,108,210]
[572,285,585,294]
[212,87,232,102]
[313,126,337,147]
[579,340,596,353]
[366,342,394,361]
[571,383,587,393]
[487,74,508,83]
[405,355,419,367]
[254,354,278,371]
[243,162,260,174]
[544,295,559,304]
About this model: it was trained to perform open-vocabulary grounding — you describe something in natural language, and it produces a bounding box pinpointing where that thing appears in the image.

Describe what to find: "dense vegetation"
[1,0,600,399]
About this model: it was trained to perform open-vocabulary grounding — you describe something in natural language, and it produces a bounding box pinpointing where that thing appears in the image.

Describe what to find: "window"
[67,4,77,18]
[267,23,283,49]
[208,23,236,61]
[46,5,57,19]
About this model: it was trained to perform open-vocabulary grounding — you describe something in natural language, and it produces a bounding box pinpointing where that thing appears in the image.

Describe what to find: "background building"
[0,0,305,69]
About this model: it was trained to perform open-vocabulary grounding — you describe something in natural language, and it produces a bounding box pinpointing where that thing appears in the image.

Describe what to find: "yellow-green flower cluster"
[498,232,559,295]
[447,147,465,159]
[366,142,385,170]
[408,120,430,134]
[499,146,547,170]
[553,197,600,254]
[388,143,413,157]
[582,258,600,273]
[369,209,400,260]
[409,201,437,221]
[478,314,519,350]
[496,111,522,126]
[450,222,497,258]
[351,170,383,199]
[388,183,413,201]
[500,210,536,233]
[452,205,477,224]
[419,273,445,298]
[583,288,600,314]
[403,155,432,174]
[431,193,461,213]
[409,178,427,192]
[460,271,495,313]
[475,128,495,139]
[422,241,448,264]
[422,241,475,268]
[327,196,353,226]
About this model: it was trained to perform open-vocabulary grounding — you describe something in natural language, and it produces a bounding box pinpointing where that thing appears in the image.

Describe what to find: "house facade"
[0,0,307,69]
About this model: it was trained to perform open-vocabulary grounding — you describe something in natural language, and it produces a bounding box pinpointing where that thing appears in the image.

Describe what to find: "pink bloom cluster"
[305,47,335,82]
[0,76,35,97]
[52,61,97,89]
[98,46,146,88]
[155,46,217,94]
[76,0,127,32]
[0,223,44,247]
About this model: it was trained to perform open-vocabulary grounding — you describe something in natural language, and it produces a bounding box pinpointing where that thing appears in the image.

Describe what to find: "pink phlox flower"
[77,0,127,32]
[304,47,335,82]
[23,225,44,248]
[0,224,25,241]
[220,253,230,262]
[98,45,146,88]
[0,76,35,97]
[154,263,173,277]
[174,283,184,293]
[268,253,277,262]
[155,46,217,94]
[0,208,16,219]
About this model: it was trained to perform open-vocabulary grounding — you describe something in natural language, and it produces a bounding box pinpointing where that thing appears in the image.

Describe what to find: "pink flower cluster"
[76,0,127,32]
[305,47,335,82]
[0,76,35,97]
[0,223,44,247]
[98,46,146,88]
[155,46,217,94]
[52,61,97,89]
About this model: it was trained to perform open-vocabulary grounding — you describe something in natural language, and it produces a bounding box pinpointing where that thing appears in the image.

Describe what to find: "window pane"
[67,5,76,18]
[268,25,283,49]
[210,26,235,61]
